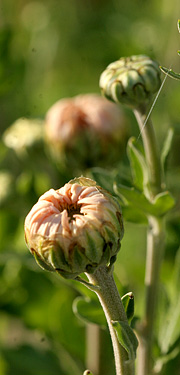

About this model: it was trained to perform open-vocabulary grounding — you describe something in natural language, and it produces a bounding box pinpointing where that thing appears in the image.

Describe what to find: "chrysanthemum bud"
[2,118,44,155]
[99,55,161,108]
[24,177,123,279]
[45,94,128,170]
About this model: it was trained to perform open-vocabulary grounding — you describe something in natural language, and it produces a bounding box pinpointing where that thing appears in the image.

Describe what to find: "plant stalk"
[134,107,162,198]
[137,216,165,375]
[133,107,165,375]
[86,265,135,375]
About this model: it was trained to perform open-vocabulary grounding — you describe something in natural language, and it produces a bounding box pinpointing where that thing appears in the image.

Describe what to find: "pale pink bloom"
[45,94,128,169]
[25,178,123,279]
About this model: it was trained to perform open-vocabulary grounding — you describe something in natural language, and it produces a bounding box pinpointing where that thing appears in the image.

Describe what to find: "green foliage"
[73,296,107,327]
[121,293,134,324]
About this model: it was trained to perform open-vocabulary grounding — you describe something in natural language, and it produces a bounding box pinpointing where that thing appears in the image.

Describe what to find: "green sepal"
[112,320,138,361]
[121,292,134,323]
[160,66,180,81]
[114,183,175,218]
[72,296,107,327]
[127,137,149,192]
[33,251,54,272]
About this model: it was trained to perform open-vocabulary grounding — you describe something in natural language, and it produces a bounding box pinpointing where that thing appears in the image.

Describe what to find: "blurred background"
[0,0,180,374]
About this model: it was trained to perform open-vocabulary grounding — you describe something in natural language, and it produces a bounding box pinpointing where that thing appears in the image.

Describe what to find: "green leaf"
[121,205,148,224]
[152,191,175,215]
[72,296,107,327]
[112,320,138,361]
[160,66,180,81]
[121,293,134,323]
[114,183,175,217]
[161,128,174,172]
[127,137,148,191]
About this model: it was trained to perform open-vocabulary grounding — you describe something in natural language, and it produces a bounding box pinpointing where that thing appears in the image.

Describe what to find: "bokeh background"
[0,0,180,374]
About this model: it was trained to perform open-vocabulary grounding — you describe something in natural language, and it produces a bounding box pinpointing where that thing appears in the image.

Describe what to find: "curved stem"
[86,266,135,375]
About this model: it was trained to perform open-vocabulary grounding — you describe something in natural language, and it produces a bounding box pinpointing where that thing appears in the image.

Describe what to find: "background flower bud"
[24,177,124,279]
[2,118,44,156]
[45,94,128,171]
[99,55,161,108]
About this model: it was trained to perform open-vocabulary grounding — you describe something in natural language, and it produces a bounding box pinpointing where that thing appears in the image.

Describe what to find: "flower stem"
[137,216,165,375]
[86,265,135,375]
[133,107,165,375]
[133,107,162,198]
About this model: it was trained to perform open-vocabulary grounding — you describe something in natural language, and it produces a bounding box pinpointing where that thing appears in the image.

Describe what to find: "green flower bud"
[24,177,124,279]
[99,55,161,108]
[45,94,129,171]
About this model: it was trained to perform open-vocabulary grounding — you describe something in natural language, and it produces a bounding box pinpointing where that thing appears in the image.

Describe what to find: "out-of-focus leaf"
[87,167,116,193]
[120,205,148,224]
[73,296,106,327]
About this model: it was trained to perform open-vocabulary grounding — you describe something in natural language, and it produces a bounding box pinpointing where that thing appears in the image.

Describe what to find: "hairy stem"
[134,107,162,198]
[133,107,165,375]
[86,266,135,375]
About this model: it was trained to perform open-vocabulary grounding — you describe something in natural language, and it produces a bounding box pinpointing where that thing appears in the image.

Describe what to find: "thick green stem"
[86,266,135,375]
[133,108,162,198]
[133,107,165,375]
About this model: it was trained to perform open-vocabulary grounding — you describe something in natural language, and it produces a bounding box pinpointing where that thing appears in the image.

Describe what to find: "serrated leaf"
[112,320,138,361]
[72,296,107,327]
[127,137,148,191]
[161,128,174,172]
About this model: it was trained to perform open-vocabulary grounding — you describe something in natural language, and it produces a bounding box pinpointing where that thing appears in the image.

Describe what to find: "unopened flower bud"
[45,94,128,170]
[100,55,161,108]
[24,177,123,279]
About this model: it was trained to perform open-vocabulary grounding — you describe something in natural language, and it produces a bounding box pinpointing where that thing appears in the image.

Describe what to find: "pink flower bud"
[45,94,128,170]
[24,177,124,279]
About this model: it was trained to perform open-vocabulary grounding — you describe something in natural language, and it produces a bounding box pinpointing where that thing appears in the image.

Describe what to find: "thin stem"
[134,107,165,375]
[137,216,165,375]
[86,266,135,375]
[86,323,114,375]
